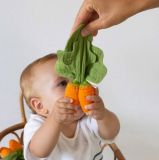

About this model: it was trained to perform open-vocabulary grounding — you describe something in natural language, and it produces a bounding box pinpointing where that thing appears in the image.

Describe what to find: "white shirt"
[24,114,114,160]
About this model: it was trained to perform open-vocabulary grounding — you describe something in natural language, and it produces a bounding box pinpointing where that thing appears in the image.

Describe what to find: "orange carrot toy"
[9,139,22,151]
[0,139,23,159]
[56,24,107,112]
[65,82,80,106]
[78,84,96,112]
[0,147,12,158]
[65,82,96,112]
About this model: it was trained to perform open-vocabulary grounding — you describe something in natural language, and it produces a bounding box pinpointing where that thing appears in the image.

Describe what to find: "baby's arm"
[29,97,75,158]
[97,110,120,140]
[85,95,120,140]
[29,114,61,158]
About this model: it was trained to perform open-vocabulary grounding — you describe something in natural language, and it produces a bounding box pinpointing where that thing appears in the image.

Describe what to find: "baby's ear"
[30,97,48,117]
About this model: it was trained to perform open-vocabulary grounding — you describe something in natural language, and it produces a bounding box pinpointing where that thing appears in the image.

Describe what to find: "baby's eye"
[58,80,68,87]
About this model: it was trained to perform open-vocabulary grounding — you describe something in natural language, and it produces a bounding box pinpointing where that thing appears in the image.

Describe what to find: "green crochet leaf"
[55,24,107,84]
[86,62,107,84]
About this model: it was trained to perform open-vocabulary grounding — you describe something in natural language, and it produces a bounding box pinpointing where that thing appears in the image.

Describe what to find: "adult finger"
[81,17,107,36]
[92,30,98,36]
[71,1,94,34]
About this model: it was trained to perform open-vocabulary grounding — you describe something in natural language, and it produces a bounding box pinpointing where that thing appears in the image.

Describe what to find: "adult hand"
[72,0,159,36]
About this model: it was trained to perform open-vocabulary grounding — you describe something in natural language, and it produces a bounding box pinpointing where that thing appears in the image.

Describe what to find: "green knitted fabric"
[55,24,107,85]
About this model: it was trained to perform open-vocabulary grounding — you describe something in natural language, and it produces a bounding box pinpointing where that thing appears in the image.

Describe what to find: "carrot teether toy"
[0,139,23,159]
[55,24,107,112]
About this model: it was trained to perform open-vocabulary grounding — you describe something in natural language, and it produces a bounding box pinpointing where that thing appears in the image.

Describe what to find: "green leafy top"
[55,24,107,85]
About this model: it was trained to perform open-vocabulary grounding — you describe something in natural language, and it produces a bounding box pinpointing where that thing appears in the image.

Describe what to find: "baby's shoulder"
[24,114,44,130]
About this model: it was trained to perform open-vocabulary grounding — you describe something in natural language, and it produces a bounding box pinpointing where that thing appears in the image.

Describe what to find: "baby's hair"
[20,53,57,112]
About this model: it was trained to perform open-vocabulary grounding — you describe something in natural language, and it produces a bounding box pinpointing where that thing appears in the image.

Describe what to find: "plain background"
[0,0,159,159]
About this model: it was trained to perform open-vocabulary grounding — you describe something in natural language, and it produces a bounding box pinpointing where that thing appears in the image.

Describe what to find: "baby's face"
[33,59,84,120]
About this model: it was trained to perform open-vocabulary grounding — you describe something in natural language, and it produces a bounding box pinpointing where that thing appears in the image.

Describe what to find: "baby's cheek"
[55,88,65,98]
[49,91,64,110]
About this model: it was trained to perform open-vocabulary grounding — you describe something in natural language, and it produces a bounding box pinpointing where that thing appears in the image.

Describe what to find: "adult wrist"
[135,0,159,13]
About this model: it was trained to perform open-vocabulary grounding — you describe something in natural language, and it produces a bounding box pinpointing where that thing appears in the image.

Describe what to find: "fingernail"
[70,98,73,103]
[66,98,73,103]
[81,29,89,37]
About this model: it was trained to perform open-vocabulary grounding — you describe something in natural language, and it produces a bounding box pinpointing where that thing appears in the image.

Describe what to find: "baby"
[20,53,120,160]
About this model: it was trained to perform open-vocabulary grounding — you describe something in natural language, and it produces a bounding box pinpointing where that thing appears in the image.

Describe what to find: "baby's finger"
[58,97,73,103]
[58,103,75,111]
[86,95,101,103]
[59,113,76,123]
[85,103,99,110]
[59,108,75,114]
[74,105,82,111]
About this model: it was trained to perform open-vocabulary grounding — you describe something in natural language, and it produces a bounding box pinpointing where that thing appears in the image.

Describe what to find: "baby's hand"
[51,97,76,125]
[85,95,107,120]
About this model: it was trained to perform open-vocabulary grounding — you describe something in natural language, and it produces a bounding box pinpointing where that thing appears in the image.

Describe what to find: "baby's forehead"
[33,59,61,81]
[34,59,56,72]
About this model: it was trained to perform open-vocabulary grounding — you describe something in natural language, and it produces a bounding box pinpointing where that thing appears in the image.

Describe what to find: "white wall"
[0,1,159,159]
